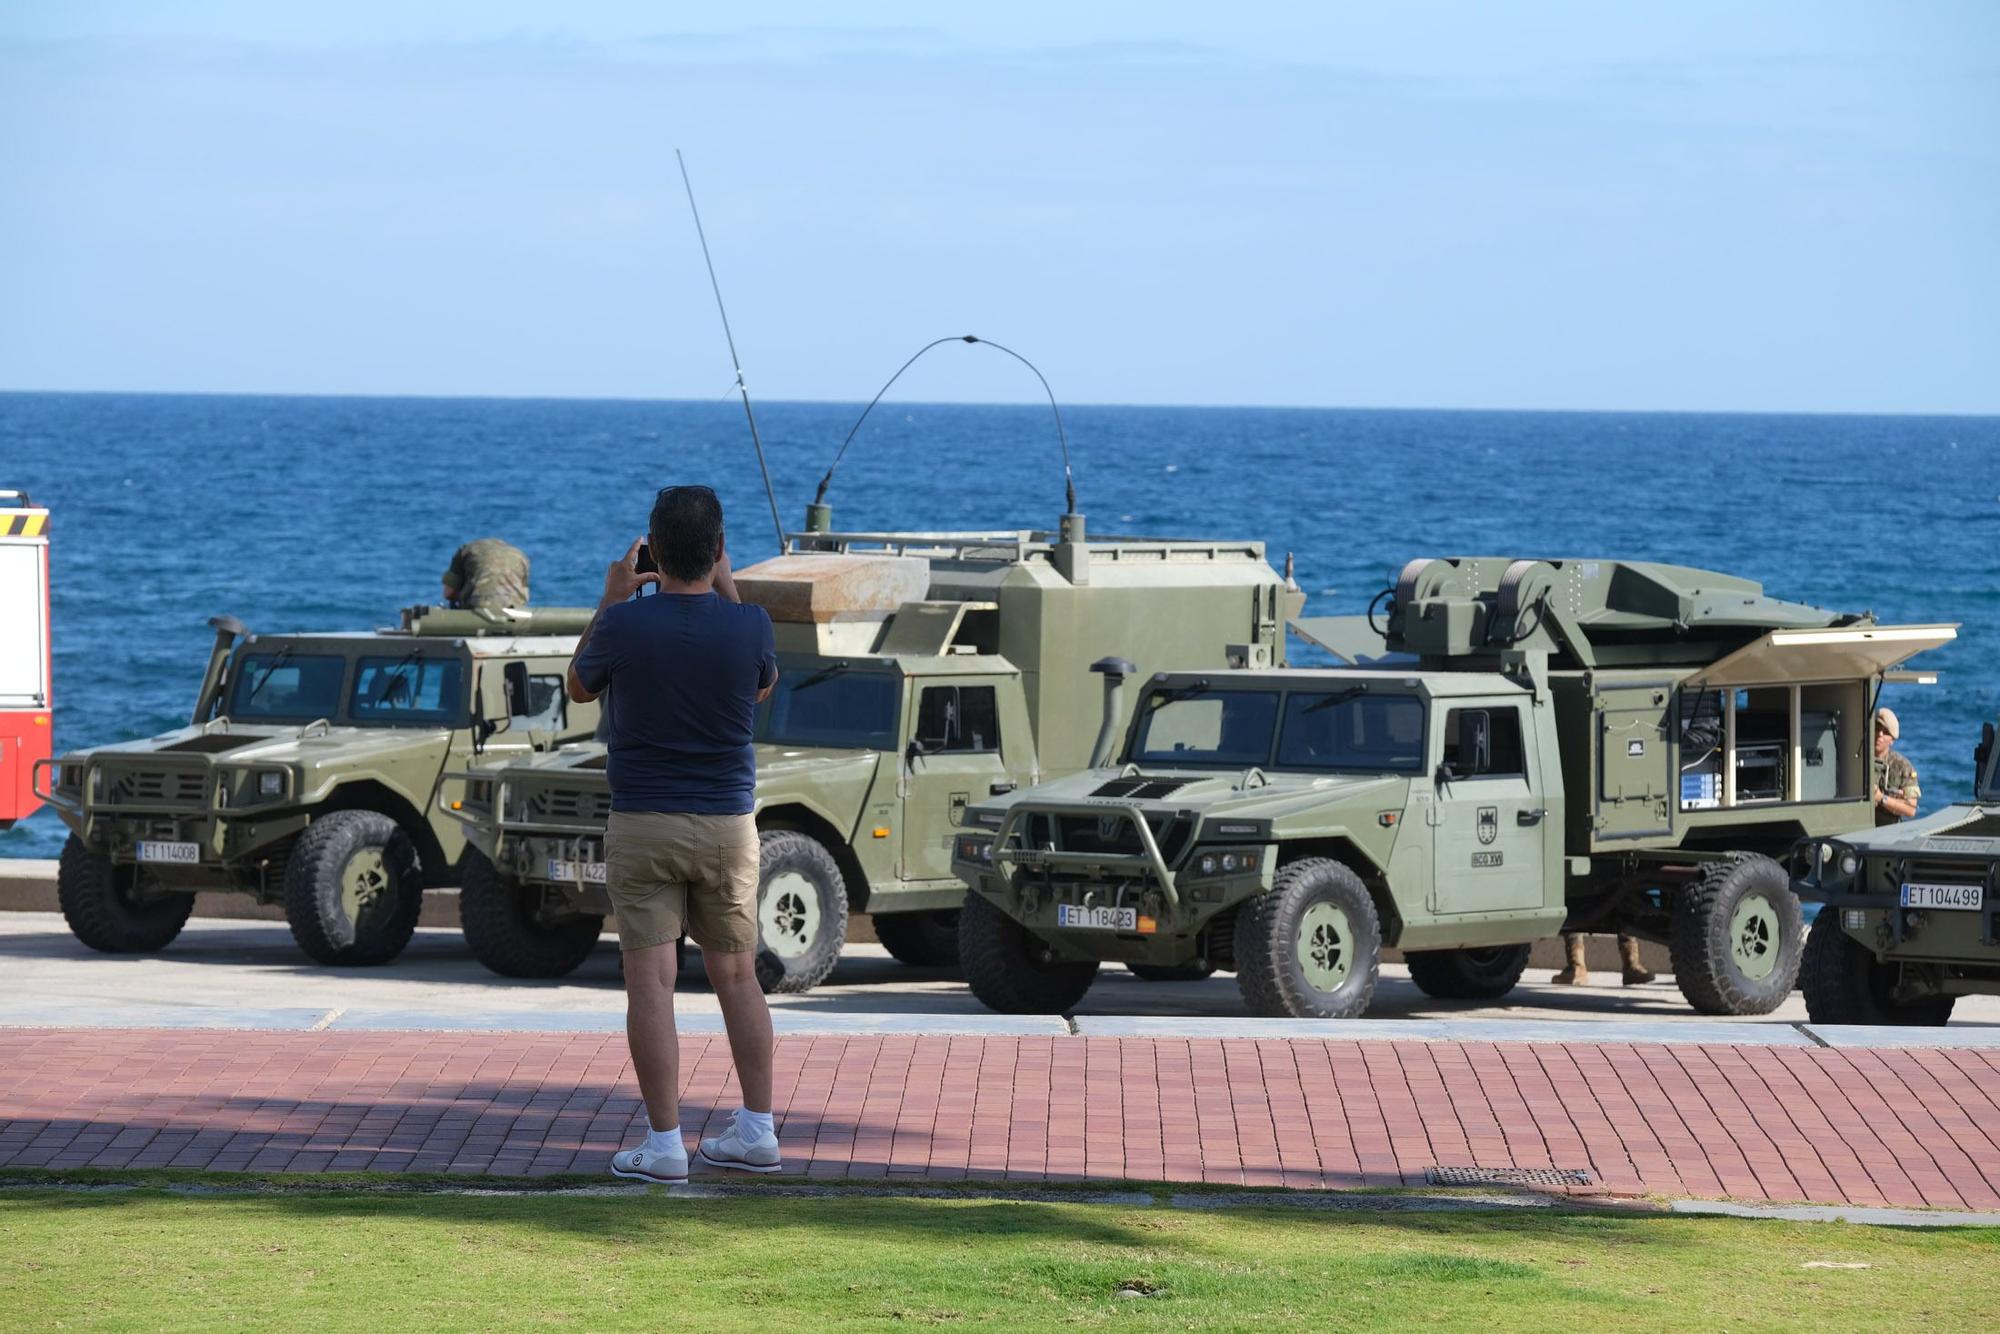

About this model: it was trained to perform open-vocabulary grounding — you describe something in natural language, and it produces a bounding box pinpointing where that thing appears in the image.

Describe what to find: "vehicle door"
[1430,700,1546,913]
[901,677,1012,881]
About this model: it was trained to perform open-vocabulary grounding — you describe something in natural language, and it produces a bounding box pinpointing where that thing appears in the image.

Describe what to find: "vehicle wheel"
[1799,911,1956,1025]
[871,908,961,967]
[56,834,194,953]
[959,891,1100,1014]
[1236,858,1381,1018]
[459,848,603,979]
[754,831,849,994]
[1127,962,1217,982]
[284,810,424,966]
[1669,853,1803,1015]
[1404,943,1532,1000]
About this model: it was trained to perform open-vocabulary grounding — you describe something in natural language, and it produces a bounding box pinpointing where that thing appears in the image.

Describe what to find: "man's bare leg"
[623,939,681,1130]
[703,949,774,1112]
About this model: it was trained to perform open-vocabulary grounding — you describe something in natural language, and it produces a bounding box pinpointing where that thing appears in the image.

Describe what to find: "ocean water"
[3,392,1996,860]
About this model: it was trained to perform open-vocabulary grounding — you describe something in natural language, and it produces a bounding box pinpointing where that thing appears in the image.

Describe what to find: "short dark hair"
[649,485,724,583]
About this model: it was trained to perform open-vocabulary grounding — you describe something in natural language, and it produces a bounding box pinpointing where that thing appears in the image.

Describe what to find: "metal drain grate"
[1426,1166,1596,1188]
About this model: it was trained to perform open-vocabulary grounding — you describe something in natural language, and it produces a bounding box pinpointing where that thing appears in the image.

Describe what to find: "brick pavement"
[2,1028,1998,1209]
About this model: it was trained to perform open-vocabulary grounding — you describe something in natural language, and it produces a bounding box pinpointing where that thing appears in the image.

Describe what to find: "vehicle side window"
[350,656,465,724]
[1441,706,1525,777]
[915,685,1000,754]
[510,672,566,731]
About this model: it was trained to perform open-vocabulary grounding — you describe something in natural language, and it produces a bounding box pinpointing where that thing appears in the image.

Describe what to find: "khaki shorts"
[604,810,759,954]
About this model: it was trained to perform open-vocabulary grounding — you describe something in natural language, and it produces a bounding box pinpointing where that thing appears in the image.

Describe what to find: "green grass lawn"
[2,1186,1995,1331]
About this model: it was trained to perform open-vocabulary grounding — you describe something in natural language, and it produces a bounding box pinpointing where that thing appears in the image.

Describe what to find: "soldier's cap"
[1875,706,1899,739]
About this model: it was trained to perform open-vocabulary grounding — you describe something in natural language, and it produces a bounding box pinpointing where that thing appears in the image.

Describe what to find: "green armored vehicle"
[952,557,1954,1018]
[445,514,1297,989]
[35,605,599,965]
[1792,717,1998,1024]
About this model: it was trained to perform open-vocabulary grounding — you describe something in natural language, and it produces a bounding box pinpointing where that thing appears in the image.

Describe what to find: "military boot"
[1619,934,1656,986]
[1551,933,1589,985]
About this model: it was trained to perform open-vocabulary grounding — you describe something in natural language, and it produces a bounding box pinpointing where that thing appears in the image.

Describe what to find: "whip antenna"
[813,334,1076,515]
[676,149,787,552]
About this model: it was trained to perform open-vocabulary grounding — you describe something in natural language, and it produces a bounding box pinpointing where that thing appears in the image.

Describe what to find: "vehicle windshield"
[349,655,466,725]
[756,665,899,750]
[1131,685,1426,772]
[226,650,348,722]
[1130,689,1280,766]
[1274,691,1427,773]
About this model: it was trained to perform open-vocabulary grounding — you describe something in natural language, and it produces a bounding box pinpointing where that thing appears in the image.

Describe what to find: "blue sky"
[2,2,1995,412]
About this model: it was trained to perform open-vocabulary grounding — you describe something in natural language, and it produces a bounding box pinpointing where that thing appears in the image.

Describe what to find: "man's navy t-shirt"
[570,592,777,815]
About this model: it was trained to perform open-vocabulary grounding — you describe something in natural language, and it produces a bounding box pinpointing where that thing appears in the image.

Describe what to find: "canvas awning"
[1682,623,1957,689]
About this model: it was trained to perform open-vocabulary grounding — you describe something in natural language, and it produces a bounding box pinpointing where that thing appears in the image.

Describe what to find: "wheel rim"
[1295,900,1353,992]
[1729,894,1780,980]
[339,847,392,929]
[760,871,821,959]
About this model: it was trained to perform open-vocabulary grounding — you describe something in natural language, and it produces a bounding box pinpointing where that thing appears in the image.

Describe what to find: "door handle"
[989,782,1017,796]
[1517,808,1545,825]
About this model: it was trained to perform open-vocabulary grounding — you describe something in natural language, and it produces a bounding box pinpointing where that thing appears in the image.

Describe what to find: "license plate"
[546,858,607,885]
[1900,882,1983,911]
[1057,904,1137,931]
[135,840,200,865]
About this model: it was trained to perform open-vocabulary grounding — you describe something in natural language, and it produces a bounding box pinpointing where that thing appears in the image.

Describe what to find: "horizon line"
[1,385,1996,422]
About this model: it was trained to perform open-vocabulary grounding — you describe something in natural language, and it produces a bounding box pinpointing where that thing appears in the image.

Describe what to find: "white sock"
[644,1122,683,1156]
[735,1108,775,1143]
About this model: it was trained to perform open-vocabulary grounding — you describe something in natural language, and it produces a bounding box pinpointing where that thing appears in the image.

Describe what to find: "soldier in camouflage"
[442,539,531,610]
[1872,706,1920,826]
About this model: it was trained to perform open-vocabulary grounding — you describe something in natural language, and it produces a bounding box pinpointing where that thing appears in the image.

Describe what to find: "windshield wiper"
[1150,679,1211,706]
[244,647,293,704]
[371,649,424,705]
[792,661,851,693]
[1302,685,1370,715]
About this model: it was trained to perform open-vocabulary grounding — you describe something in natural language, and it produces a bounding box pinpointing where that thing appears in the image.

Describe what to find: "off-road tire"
[1127,962,1218,982]
[871,908,961,967]
[56,834,194,954]
[959,891,1100,1014]
[1799,910,1956,1025]
[1236,858,1382,1018]
[460,848,604,979]
[754,831,848,994]
[1404,943,1533,1001]
[284,810,424,966]
[1669,853,1803,1015]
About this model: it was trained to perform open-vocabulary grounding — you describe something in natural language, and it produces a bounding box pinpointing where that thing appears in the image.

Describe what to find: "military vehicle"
[1791,716,1998,1024]
[952,557,1954,1018]
[34,605,599,964]
[444,513,1298,989]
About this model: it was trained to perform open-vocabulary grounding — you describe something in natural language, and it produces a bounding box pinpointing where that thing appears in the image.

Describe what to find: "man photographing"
[567,485,782,1183]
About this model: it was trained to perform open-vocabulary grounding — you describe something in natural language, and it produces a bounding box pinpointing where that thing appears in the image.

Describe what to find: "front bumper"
[34,755,305,875]
[442,771,614,913]
[1790,835,2000,953]
[954,801,1270,950]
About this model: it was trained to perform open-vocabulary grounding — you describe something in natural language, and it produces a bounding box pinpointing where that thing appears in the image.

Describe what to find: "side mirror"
[1461,710,1492,775]
[1435,761,1458,787]
[906,737,936,764]
[503,661,532,718]
[476,667,512,744]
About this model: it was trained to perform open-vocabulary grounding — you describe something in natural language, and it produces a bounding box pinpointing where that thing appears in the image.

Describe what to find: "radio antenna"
[676,149,788,553]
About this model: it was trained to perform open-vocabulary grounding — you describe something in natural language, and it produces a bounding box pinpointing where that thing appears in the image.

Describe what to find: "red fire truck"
[1,490,52,830]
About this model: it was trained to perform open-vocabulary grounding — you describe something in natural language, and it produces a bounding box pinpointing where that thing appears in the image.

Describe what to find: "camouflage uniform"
[443,539,531,610]
[1874,749,1920,826]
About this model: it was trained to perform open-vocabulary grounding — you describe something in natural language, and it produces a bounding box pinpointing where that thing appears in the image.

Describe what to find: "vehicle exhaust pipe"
[1088,656,1137,769]
[192,615,248,724]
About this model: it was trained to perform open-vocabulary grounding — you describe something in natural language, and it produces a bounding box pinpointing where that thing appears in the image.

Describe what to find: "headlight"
[258,771,285,797]
[955,836,995,864]
[1839,853,1859,876]
[1191,848,1260,878]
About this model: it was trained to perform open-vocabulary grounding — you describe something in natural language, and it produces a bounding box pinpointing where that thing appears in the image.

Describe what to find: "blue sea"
[4,392,1997,859]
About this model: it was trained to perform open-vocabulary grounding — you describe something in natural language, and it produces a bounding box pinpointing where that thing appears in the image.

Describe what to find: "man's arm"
[568,538,659,704]
[713,540,742,604]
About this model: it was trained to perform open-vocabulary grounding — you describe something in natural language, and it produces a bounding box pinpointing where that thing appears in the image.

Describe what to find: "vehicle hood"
[1827,802,2000,855]
[991,767,1408,825]
[65,724,451,768]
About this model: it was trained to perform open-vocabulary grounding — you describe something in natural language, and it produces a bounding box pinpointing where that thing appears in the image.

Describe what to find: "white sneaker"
[611,1142,689,1184]
[696,1124,783,1174]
